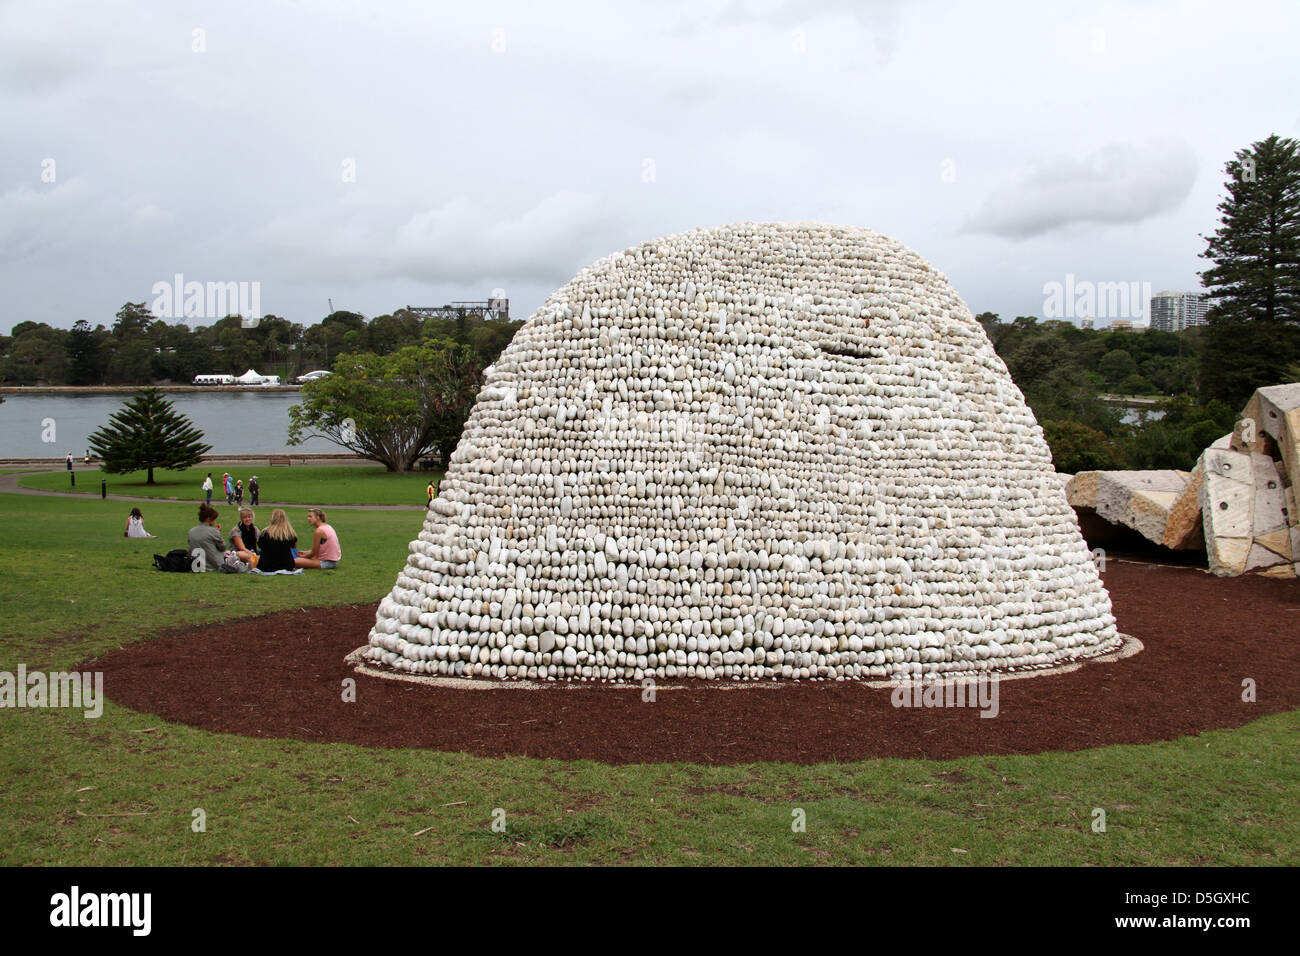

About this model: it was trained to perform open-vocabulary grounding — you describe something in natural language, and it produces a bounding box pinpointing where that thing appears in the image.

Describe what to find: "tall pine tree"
[1198,134,1300,406]
[87,388,211,484]
[66,320,102,385]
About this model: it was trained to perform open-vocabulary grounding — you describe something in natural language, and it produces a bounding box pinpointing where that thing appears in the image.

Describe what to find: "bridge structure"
[404,298,509,321]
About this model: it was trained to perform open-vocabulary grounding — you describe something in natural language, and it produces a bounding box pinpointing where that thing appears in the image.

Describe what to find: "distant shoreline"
[0,453,370,468]
[0,385,302,394]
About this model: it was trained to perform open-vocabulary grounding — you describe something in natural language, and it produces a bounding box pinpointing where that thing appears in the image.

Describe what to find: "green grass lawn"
[1,486,1296,866]
[19,464,443,507]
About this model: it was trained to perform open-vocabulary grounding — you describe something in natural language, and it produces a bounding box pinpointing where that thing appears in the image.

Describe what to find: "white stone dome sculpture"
[366,222,1120,682]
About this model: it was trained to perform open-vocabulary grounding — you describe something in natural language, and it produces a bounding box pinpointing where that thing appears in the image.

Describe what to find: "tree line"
[979,317,1242,472]
[0,304,522,386]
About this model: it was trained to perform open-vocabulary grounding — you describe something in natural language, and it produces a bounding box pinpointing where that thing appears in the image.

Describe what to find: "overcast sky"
[3,0,1297,335]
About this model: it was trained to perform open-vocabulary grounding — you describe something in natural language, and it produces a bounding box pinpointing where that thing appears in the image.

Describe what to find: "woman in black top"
[230,508,259,565]
[257,508,298,572]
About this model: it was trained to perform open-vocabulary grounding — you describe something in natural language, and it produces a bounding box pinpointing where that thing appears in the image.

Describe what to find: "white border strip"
[344,634,1142,692]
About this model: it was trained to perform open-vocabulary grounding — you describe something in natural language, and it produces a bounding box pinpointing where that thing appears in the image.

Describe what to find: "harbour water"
[0,390,1166,458]
[0,391,339,456]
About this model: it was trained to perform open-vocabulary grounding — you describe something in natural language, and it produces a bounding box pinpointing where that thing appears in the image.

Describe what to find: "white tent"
[236,369,265,384]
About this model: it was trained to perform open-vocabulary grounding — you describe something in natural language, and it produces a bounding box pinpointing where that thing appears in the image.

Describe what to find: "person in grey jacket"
[187,504,226,572]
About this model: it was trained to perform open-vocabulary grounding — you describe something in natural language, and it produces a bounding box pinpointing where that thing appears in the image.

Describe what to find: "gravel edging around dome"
[86,559,1299,765]
[344,634,1142,691]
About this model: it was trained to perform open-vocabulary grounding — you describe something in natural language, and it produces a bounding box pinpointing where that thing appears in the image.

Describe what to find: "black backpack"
[153,549,194,572]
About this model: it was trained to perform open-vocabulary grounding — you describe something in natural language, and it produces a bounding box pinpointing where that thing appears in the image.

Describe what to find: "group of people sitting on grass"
[186,505,342,573]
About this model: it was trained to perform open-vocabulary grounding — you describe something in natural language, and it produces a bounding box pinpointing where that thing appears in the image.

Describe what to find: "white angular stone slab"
[1279,406,1300,522]
[1254,528,1292,560]
[1066,471,1101,510]
[1095,470,1186,528]
[1200,448,1254,575]
[1245,542,1289,571]
[1256,383,1300,444]
[1162,462,1204,550]
[1124,489,1180,544]
[1251,455,1288,536]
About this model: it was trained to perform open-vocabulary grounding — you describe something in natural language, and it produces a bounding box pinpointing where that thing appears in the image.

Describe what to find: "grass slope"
[0,487,1296,866]
[20,464,443,507]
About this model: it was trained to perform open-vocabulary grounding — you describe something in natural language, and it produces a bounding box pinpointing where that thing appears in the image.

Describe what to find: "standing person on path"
[235,479,244,505]
[294,508,341,569]
[249,475,259,506]
[202,473,214,504]
[66,453,73,471]
[224,473,234,505]
[426,477,438,508]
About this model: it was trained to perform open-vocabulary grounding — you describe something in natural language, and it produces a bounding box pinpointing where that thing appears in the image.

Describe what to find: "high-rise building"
[1150,290,1210,331]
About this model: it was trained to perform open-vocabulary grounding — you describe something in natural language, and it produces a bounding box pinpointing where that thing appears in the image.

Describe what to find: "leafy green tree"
[416,310,523,366]
[1041,420,1124,473]
[8,321,44,338]
[87,388,212,484]
[1199,134,1300,405]
[288,342,483,471]
[173,331,217,381]
[3,324,67,384]
[1121,397,1237,470]
[255,315,296,372]
[366,312,419,354]
[1098,348,1138,386]
[67,320,104,384]
[1139,354,1196,395]
[1003,333,1072,392]
[111,302,154,339]
[1023,363,1121,433]
[322,310,366,333]
[468,318,521,367]
[106,302,158,383]
[215,323,260,372]
[1117,372,1154,396]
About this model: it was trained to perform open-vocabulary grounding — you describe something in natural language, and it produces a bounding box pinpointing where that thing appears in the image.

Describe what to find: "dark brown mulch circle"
[87,559,1300,766]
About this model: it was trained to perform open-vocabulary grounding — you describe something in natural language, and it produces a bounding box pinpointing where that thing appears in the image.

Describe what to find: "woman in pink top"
[295,508,342,569]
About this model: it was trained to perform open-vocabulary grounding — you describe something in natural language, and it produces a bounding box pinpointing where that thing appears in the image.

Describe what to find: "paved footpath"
[0,469,426,511]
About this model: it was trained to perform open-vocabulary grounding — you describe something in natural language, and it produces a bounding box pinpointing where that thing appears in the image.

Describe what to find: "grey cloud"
[964,141,1199,240]
[0,45,85,94]
[699,0,903,60]
[0,3,99,94]
[0,178,166,260]
[254,191,628,290]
